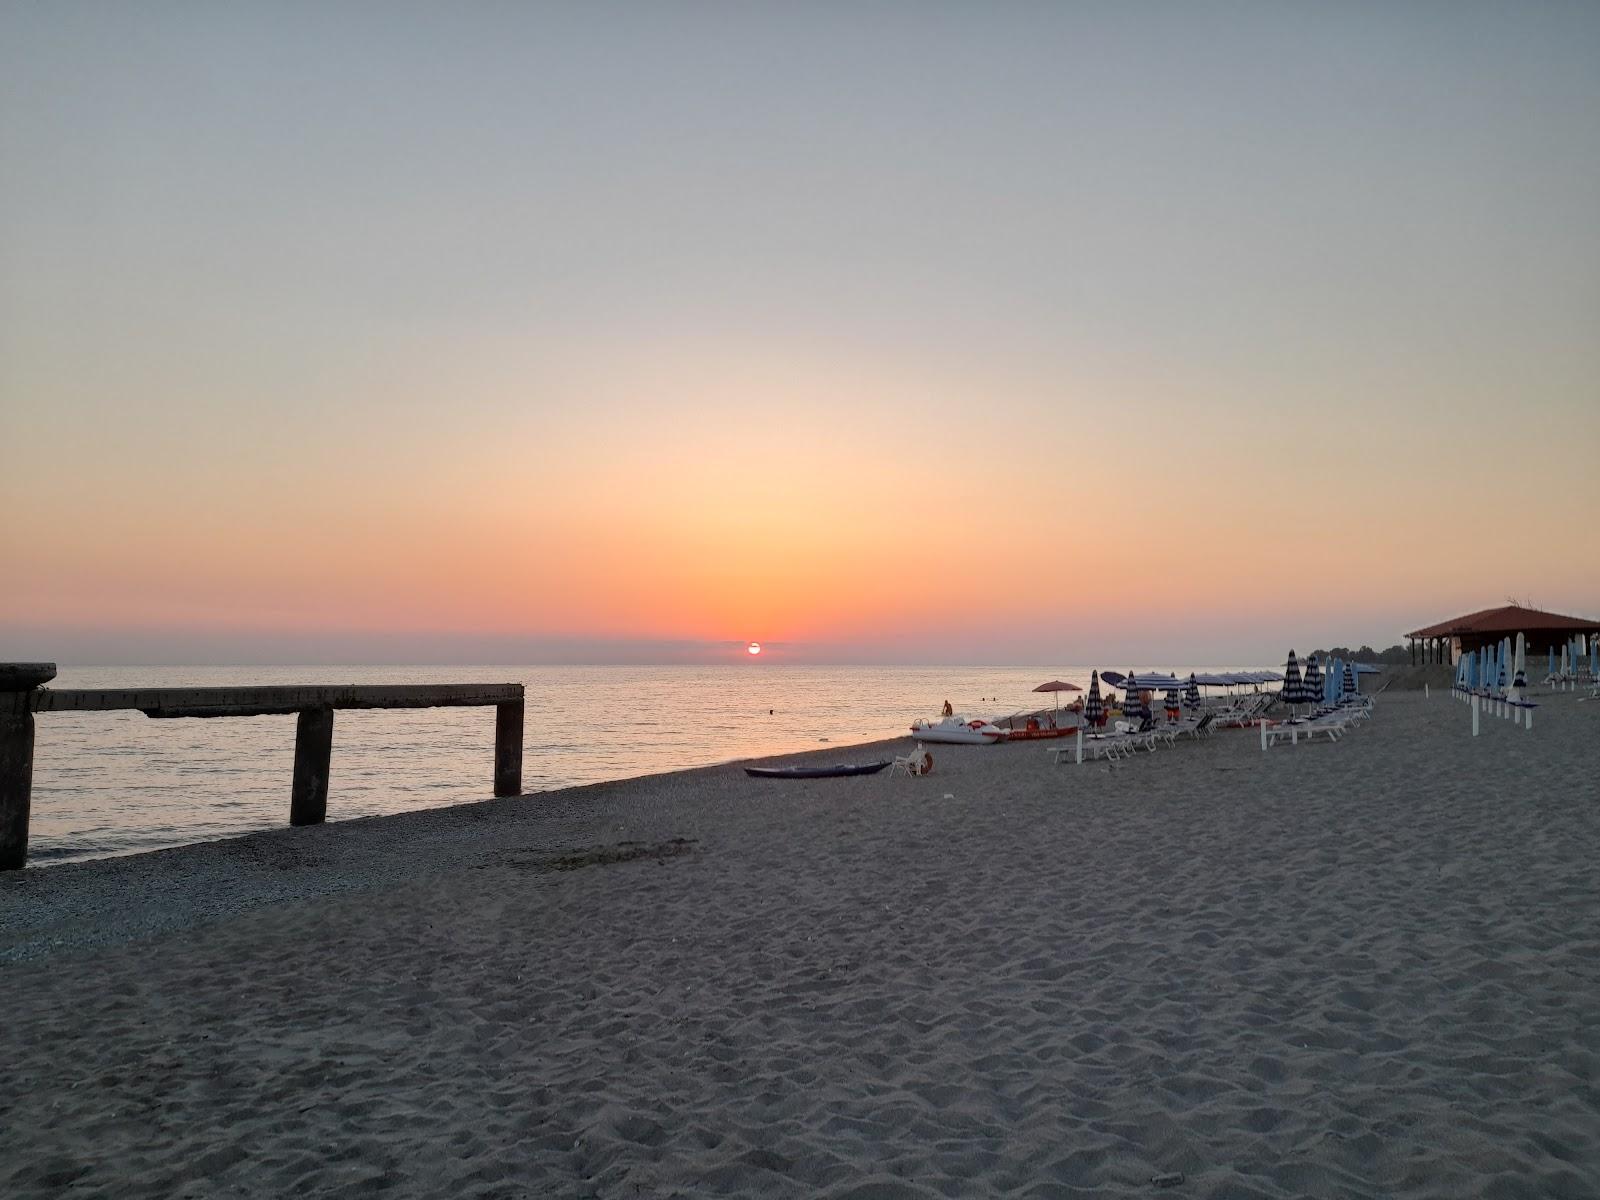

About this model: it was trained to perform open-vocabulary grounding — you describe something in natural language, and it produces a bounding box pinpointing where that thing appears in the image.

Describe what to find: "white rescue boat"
[908,715,1007,744]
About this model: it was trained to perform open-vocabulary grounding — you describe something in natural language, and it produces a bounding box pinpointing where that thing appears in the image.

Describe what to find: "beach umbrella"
[1083,671,1106,728]
[1184,672,1201,708]
[1548,647,1555,679]
[1512,633,1527,695]
[1122,671,1149,722]
[1163,686,1181,720]
[1302,655,1323,711]
[1031,679,1081,712]
[1342,660,1356,697]
[1282,650,1305,716]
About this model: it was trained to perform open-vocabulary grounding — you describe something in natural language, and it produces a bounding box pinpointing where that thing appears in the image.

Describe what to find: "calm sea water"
[28,664,1261,866]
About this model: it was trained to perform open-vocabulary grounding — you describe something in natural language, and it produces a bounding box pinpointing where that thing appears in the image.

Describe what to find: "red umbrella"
[1032,679,1082,711]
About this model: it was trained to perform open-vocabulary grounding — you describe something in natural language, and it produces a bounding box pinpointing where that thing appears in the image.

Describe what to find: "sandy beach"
[3,688,1598,1198]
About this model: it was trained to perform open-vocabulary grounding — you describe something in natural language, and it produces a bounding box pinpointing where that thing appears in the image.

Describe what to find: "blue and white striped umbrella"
[1163,686,1181,718]
[1122,672,1149,721]
[1342,660,1356,697]
[1282,650,1306,710]
[1497,640,1508,690]
[1184,673,1201,707]
[1303,655,1324,709]
[1084,671,1106,728]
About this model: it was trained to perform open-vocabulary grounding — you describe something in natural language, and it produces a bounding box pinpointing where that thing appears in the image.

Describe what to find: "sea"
[27,664,1265,866]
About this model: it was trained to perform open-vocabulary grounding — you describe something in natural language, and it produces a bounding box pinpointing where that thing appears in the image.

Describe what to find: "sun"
[747,641,762,656]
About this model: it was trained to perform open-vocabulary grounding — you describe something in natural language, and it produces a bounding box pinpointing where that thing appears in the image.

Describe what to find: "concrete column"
[290,706,334,826]
[1,664,56,870]
[494,700,524,797]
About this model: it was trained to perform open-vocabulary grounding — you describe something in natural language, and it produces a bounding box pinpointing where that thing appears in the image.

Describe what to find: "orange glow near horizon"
[6,343,1599,662]
[5,5,1600,664]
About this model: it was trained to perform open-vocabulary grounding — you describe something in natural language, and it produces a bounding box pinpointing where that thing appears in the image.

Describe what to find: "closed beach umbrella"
[1163,686,1181,719]
[1084,671,1106,728]
[1303,655,1323,710]
[1513,633,1527,694]
[1548,648,1555,679]
[1342,660,1356,698]
[1282,651,1305,715]
[1184,672,1201,708]
[1122,671,1149,722]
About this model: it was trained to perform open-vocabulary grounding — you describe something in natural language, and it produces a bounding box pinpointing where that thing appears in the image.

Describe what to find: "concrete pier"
[0,665,525,868]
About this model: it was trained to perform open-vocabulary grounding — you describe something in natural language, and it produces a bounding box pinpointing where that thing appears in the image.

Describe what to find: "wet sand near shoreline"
[3,690,1598,1198]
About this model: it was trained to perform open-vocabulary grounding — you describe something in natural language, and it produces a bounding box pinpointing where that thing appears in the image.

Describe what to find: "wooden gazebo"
[1405,604,1599,665]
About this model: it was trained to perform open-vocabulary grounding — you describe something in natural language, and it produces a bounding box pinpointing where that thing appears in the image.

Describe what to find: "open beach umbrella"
[1031,679,1081,711]
[1083,671,1106,728]
[1184,673,1201,708]
[1281,651,1305,716]
[1122,671,1149,722]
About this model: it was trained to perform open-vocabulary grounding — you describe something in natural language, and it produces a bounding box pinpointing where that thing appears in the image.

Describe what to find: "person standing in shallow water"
[941,699,954,717]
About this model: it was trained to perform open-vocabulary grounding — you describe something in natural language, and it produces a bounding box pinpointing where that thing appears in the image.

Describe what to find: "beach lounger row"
[1049,712,1215,763]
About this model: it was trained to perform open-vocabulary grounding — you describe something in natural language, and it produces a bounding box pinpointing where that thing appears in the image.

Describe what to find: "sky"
[3,1,1598,666]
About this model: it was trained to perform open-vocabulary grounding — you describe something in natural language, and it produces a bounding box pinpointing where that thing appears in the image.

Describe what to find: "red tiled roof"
[1406,604,1599,639]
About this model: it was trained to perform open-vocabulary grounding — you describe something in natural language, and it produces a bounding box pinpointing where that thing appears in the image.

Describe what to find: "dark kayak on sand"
[744,760,892,779]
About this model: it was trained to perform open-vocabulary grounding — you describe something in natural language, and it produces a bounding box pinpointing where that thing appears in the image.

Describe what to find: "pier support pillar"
[0,711,35,871]
[1,664,56,871]
[290,706,334,826]
[494,700,524,797]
